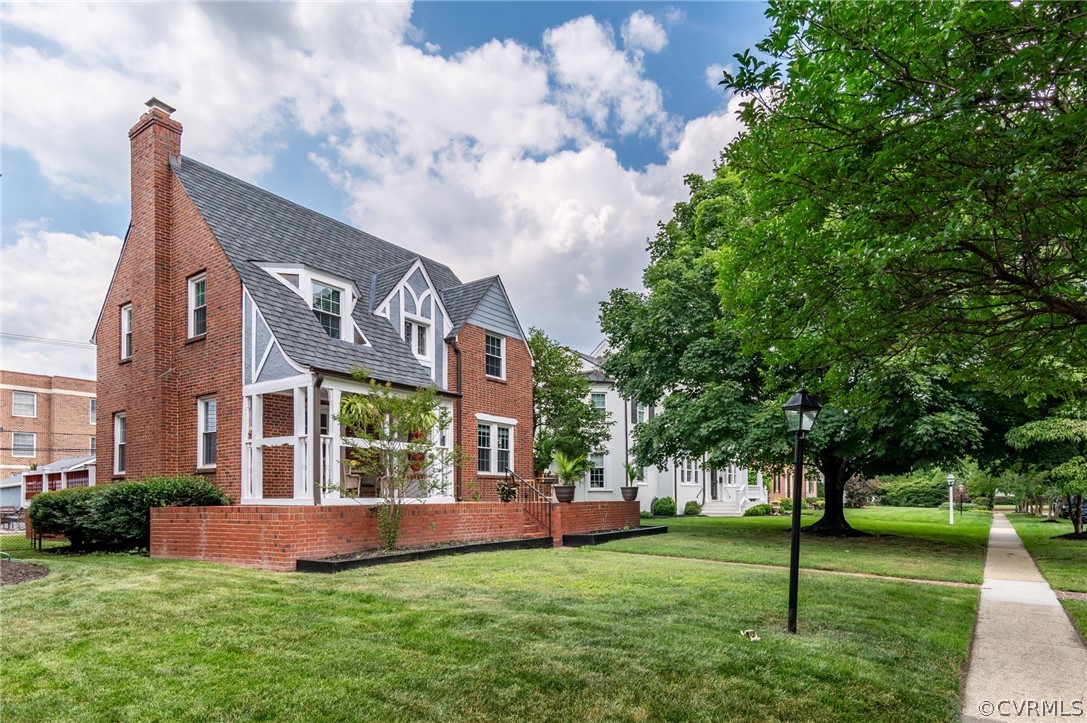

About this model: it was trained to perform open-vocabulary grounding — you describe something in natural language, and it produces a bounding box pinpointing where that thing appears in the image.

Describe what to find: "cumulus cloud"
[1,2,746,363]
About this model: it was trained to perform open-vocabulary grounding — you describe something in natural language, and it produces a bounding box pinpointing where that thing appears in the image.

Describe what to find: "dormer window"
[404,317,432,371]
[312,282,342,339]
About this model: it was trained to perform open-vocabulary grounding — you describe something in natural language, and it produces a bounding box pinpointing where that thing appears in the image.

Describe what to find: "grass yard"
[1005,514,1087,594]
[598,507,992,584]
[1,534,976,722]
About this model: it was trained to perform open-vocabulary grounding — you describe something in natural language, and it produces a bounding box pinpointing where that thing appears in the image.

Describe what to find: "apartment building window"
[477,417,514,474]
[89,436,97,454]
[591,393,606,411]
[114,413,127,474]
[11,432,35,457]
[198,397,217,468]
[636,404,647,424]
[485,333,504,378]
[588,453,605,488]
[120,304,133,359]
[188,273,207,337]
[312,282,342,339]
[89,398,97,425]
[12,391,36,417]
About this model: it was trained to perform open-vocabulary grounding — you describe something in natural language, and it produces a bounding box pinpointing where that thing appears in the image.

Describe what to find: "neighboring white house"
[571,343,768,516]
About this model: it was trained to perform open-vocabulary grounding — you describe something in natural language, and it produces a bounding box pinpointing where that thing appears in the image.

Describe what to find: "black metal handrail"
[505,468,552,537]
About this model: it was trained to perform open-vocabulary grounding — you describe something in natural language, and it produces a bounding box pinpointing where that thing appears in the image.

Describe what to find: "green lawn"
[1,534,976,722]
[598,507,992,584]
[1005,514,1087,593]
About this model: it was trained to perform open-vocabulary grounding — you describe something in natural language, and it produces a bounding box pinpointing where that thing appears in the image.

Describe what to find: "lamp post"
[782,388,821,634]
[947,473,956,525]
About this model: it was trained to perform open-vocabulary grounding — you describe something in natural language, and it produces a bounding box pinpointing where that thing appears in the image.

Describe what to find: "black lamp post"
[782,387,821,634]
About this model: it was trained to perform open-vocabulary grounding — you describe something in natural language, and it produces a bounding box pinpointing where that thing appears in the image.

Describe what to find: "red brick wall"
[96,108,243,501]
[448,325,534,501]
[150,500,638,571]
[0,371,95,470]
[260,395,295,499]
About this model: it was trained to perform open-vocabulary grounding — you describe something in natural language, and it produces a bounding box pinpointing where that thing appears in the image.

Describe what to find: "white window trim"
[11,391,36,418]
[586,451,607,490]
[120,304,133,360]
[89,436,97,454]
[11,432,35,458]
[475,415,515,476]
[114,413,127,475]
[197,396,217,469]
[188,273,207,338]
[403,312,433,369]
[590,392,607,411]
[89,398,97,425]
[485,333,506,380]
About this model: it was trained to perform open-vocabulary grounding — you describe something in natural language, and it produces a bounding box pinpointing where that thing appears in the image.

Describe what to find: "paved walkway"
[961,513,1087,722]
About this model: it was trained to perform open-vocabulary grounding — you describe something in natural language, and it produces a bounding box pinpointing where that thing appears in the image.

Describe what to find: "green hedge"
[651,497,677,516]
[744,503,773,517]
[28,476,229,552]
[683,501,702,516]
[779,497,793,513]
[876,475,948,508]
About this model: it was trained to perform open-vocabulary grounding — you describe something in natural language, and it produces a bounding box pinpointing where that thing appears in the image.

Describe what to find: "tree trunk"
[802,457,871,537]
[1072,494,1084,536]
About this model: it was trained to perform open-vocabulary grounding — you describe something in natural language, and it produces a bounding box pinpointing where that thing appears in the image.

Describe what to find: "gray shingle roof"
[440,277,497,337]
[40,455,96,471]
[172,156,469,387]
[577,351,612,383]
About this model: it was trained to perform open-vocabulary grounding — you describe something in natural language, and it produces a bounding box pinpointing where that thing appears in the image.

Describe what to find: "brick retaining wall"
[151,500,639,571]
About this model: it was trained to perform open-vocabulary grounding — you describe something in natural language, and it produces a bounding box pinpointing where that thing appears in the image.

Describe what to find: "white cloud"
[705,63,733,90]
[621,10,667,54]
[0,223,122,378]
[1,2,747,364]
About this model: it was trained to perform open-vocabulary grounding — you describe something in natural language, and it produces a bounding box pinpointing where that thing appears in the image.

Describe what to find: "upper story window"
[404,318,430,361]
[89,398,97,425]
[90,436,97,454]
[636,404,648,424]
[485,333,505,378]
[114,413,127,475]
[591,393,606,411]
[198,397,217,468]
[12,391,36,418]
[188,273,207,338]
[312,282,342,338]
[11,432,35,458]
[120,304,133,359]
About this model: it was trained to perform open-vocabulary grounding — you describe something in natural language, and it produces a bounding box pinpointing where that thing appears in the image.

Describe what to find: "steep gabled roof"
[172,156,466,386]
[576,351,612,383]
[440,276,498,337]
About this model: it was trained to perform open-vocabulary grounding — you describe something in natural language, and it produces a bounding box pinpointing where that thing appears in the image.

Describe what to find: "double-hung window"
[588,452,605,488]
[114,413,127,474]
[89,436,97,454]
[120,304,133,359]
[198,397,217,468]
[591,393,606,411]
[11,432,35,458]
[476,417,514,474]
[312,282,342,339]
[12,391,36,418]
[188,273,207,337]
[636,404,647,425]
[89,398,97,425]
[485,334,504,378]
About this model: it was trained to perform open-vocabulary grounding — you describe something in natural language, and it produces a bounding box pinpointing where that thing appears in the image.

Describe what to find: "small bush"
[651,497,677,516]
[778,497,793,513]
[28,486,107,551]
[683,501,702,516]
[972,496,993,510]
[640,510,653,519]
[993,494,1016,507]
[744,503,773,517]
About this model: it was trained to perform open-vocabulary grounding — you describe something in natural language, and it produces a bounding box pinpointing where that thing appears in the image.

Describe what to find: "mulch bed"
[0,560,50,586]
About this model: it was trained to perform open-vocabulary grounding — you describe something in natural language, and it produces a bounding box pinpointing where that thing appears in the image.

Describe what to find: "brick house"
[0,370,96,473]
[93,99,534,506]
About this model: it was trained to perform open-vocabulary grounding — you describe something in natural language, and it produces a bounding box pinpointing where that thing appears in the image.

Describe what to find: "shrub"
[651,497,677,516]
[876,474,948,508]
[993,494,1016,507]
[744,503,773,517]
[683,501,702,516]
[28,476,229,552]
[778,497,793,513]
[28,486,107,551]
[640,510,653,519]
[972,496,993,510]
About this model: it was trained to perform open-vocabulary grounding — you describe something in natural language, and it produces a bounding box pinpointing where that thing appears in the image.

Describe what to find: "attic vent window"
[312,282,342,338]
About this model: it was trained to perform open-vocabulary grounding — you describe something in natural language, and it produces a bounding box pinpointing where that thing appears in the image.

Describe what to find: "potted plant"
[551,450,588,503]
[621,461,641,501]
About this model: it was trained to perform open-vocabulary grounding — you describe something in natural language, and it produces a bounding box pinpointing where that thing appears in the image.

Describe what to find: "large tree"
[716,1,1087,399]
[600,173,987,535]
[1007,415,1087,537]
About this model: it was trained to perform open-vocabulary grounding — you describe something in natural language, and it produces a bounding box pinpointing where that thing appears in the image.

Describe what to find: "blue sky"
[1,1,771,378]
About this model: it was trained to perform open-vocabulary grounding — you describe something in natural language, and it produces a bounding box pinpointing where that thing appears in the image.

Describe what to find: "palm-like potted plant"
[621,461,641,501]
[551,450,588,503]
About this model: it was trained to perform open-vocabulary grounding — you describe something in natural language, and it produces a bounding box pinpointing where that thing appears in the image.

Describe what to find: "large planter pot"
[620,486,639,501]
[554,485,576,503]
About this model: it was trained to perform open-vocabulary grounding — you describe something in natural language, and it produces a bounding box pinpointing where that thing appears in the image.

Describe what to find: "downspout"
[312,371,324,506]
[623,392,629,487]
[452,337,463,501]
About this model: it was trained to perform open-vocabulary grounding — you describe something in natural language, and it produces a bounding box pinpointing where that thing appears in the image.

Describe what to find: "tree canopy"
[716,1,1087,400]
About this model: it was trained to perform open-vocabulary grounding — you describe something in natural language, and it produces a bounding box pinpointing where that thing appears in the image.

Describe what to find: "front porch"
[240,374,455,506]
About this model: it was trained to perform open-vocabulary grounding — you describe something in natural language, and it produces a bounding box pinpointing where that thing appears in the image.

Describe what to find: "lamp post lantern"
[947,473,956,525]
[782,387,821,634]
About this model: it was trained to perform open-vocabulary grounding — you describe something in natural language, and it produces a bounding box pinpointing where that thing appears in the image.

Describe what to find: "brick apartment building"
[0,370,96,472]
[94,99,534,505]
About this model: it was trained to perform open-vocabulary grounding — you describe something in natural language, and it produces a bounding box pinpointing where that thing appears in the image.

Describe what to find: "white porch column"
[293,385,310,500]
[327,388,342,500]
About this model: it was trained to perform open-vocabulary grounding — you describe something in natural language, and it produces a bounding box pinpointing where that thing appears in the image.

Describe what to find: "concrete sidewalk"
[961,513,1087,722]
